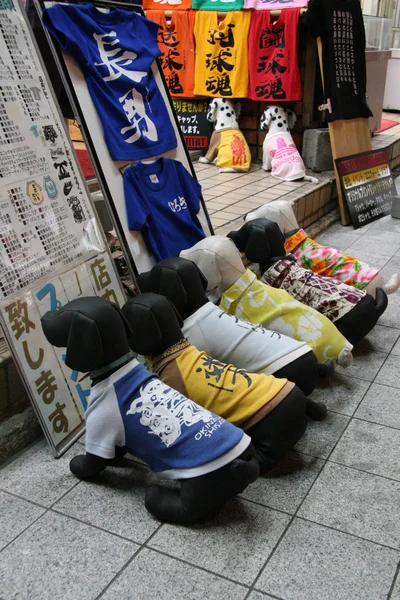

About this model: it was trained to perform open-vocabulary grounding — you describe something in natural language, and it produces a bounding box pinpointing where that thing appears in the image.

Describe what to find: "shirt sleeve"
[303,0,325,39]
[42,5,88,67]
[176,162,202,215]
[123,168,150,231]
[85,391,126,459]
[137,13,162,59]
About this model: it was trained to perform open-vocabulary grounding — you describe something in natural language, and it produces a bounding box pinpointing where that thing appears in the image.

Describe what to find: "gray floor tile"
[149,500,290,585]
[101,548,248,600]
[377,293,400,329]
[256,518,399,600]
[359,324,400,354]
[346,238,400,261]
[239,451,324,514]
[0,490,45,551]
[355,383,400,429]
[0,511,137,600]
[298,462,400,549]
[0,439,82,507]
[331,418,400,481]
[310,374,371,416]
[53,463,161,544]
[248,593,277,600]
[392,571,400,599]
[294,411,349,459]
[391,337,400,356]
[337,347,388,381]
[375,354,400,388]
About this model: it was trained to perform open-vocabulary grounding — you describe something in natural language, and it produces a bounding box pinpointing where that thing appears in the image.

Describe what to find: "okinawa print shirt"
[248,9,301,102]
[304,0,372,121]
[284,229,380,291]
[85,358,250,479]
[149,344,289,427]
[262,254,367,322]
[147,10,195,97]
[123,158,206,260]
[44,4,177,160]
[194,11,251,98]
[220,269,353,364]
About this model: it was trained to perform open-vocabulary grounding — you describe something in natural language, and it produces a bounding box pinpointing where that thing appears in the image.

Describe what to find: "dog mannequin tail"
[383,273,400,295]
[303,175,319,184]
[230,455,260,485]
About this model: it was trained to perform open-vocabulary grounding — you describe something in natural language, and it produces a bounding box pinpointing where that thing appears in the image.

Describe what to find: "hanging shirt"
[220,268,353,364]
[194,12,251,98]
[303,0,373,121]
[147,10,195,97]
[245,0,308,8]
[262,254,366,322]
[144,0,192,10]
[284,229,380,291]
[148,342,291,429]
[85,358,250,479]
[123,158,206,260]
[248,9,301,102]
[193,0,243,10]
[182,301,311,375]
[43,4,177,161]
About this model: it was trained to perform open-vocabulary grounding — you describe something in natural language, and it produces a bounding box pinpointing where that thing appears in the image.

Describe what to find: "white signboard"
[0,0,125,456]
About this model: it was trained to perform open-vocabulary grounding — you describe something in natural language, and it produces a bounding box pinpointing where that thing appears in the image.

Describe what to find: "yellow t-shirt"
[194,11,251,98]
[175,345,287,427]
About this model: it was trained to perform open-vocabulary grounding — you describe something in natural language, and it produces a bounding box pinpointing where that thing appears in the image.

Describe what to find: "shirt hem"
[109,138,178,162]
[156,433,251,480]
[264,344,311,375]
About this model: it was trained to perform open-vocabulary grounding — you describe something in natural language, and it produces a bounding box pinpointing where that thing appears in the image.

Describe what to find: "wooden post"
[316,38,372,225]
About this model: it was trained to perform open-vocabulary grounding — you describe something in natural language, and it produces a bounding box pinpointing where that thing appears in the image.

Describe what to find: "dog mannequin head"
[260,106,297,134]
[206,99,240,131]
[245,200,299,234]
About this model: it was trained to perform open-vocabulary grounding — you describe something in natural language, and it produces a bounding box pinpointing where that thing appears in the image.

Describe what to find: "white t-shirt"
[182,302,310,375]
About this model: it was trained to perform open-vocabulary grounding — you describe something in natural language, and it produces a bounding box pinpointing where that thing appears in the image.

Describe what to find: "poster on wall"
[335,150,395,229]
[172,100,213,150]
[0,0,125,456]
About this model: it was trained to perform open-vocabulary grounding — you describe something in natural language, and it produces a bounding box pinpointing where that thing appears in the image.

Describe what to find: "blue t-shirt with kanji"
[85,359,249,479]
[43,4,177,160]
[123,158,206,260]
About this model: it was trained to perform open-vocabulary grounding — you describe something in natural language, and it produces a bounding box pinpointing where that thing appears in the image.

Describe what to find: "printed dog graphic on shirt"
[126,378,212,446]
[199,99,251,173]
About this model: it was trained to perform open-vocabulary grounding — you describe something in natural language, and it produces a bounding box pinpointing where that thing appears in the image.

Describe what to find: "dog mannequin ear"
[121,299,163,352]
[286,110,297,129]
[109,302,133,339]
[244,226,272,265]
[65,311,104,373]
[207,99,218,122]
[260,107,272,131]
[234,101,241,119]
[191,261,209,290]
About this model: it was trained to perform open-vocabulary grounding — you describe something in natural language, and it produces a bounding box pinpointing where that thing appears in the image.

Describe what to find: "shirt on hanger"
[147,10,195,97]
[194,11,251,98]
[44,4,177,160]
[144,0,192,11]
[303,0,373,121]
[192,0,243,10]
[123,158,206,260]
[248,9,302,102]
[85,358,250,479]
[245,0,308,9]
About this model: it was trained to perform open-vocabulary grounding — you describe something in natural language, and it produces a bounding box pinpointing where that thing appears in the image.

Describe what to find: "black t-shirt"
[304,0,372,122]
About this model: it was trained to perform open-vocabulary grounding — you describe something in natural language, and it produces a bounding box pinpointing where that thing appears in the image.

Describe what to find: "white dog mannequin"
[199,99,251,173]
[180,236,353,368]
[261,106,318,183]
[244,200,400,297]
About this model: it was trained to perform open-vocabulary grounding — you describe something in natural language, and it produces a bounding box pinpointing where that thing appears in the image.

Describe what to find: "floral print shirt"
[284,229,379,291]
[262,254,366,322]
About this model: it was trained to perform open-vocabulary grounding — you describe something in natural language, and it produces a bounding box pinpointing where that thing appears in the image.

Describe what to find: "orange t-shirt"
[147,10,195,97]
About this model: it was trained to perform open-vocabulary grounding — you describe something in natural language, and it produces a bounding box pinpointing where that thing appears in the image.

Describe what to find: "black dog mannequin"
[122,293,326,471]
[136,257,332,396]
[228,218,388,346]
[41,297,260,524]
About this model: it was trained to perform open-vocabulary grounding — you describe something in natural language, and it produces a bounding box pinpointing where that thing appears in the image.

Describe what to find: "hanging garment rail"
[162,8,307,17]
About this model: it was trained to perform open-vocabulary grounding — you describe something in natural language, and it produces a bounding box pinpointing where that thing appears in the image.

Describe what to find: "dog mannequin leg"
[306,398,328,421]
[219,167,237,173]
[70,453,114,479]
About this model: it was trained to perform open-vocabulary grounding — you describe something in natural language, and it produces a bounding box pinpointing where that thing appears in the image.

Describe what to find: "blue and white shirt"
[85,359,250,479]
[44,4,177,161]
[123,158,206,260]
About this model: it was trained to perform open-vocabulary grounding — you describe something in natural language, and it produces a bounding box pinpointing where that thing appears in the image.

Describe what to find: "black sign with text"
[336,150,395,229]
[172,99,213,150]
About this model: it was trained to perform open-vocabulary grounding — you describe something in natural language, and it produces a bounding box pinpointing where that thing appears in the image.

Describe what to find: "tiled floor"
[2,208,400,599]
